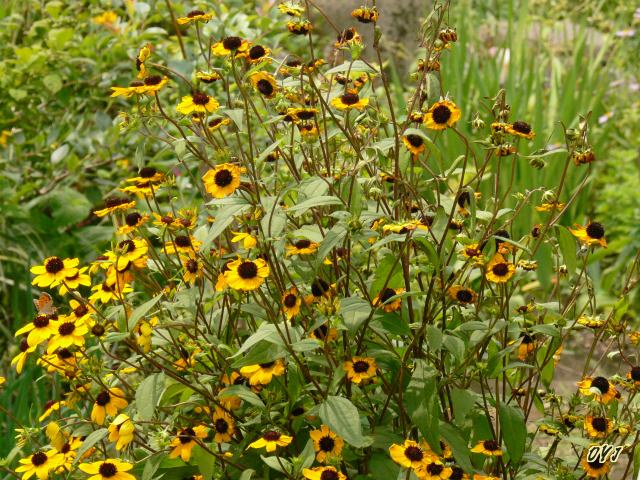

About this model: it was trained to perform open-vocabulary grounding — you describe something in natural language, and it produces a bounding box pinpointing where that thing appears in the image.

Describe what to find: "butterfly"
[33,292,57,316]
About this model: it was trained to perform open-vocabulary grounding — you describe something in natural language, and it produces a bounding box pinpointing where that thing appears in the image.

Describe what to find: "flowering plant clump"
[2,1,639,480]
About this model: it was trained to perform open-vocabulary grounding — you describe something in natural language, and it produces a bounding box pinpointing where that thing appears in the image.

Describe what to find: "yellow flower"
[58,267,91,295]
[224,257,270,291]
[303,467,347,480]
[389,439,430,469]
[240,359,285,385]
[249,430,293,452]
[569,222,607,248]
[136,75,169,94]
[47,317,88,353]
[584,416,611,438]
[373,288,404,312]
[448,285,478,304]
[627,366,640,386]
[89,281,133,304]
[581,452,610,478]
[31,257,79,288]
[309,323,338,342]
[402,134,426,156]
[505,120,535,139]
[164,235,201,255]
[331,92,369,110]
[169,425,209,462]
[108,414,135,450]
[241,44,272,64]
[344,357,377,384]
[231,231,257,249]
[212,408,235,443]
[93,196,136,217]
[423,100,461,130]
[92,11,118,27]
[310,425,344,463]
[117,212,150,235]
[38,401,65,422]
[416,458,453,479]
[78,459,135,480]
[54,436,82,472]
[202,163,245,198]
[250,72,278,98]
[134,317,157,353]
[177,10,212,24]
[286,239,319,256]
[91,388,128,425]
[15,450,64,480]
[282,288,302,320]
[351,6,379,23]
[577,376,620,404]
[180,254,203,285]
[577,315,604,329]
[278,3,305,16]
[535,200,565,212]
[207,117,231,131]
[470,439,502,456]
[176,91,219,115]
[335,27,362,48]
[287,20,313,35]
[211,36,249,56]
[485,254,516,283]
[15,314,58,347]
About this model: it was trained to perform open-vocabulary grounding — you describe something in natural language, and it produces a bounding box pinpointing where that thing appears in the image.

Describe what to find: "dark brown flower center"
[58,322,76,336]
[214,169,233,187]
[284,294,298,308]
[450,467,464,480]
[249,45,267,59]
[338,28,356,42]
[294,239,311,249]
[263,430,281,441]
[257,79,274,96]
[340,93,359,105]
[187,10,205,17]
[426,463,444,475]
[586,222,605,239]
[259,361,275,368]
[319,436,335,452]
[129,80,144,87]
[456,289,473,303]
[311,279,329,297]
[431,104,452,124]
[45,257,64,274]
[60,442,71,454]
[104,196,130,208]
[144,75,162,86]
[222,36,243,51]
[96,391,111,406]
[31,452,48,466]
[92,324,106,336]
[587,458,605,468]
[511,120,532,134]
[591,417,608,432]
[192,91,210,105]
[314,324,329,339]
[320,470,339,480]
[139,166,157,178]
[57,348,73,359]
[215,418,229,433]
[352,360,370,373]
[591,376,610,394]
[118,239,135,253]
[19,338,30,352]
[379,288,397,304]
[179,427,196,443]
[631,366,640,381]
[297,110,315,120]
[185,259,198,273]
[208,118,224,128]
[483,440,499,451]
[492,263,510,276]
[125,212,142,226]
[521,333,533,344]
[238,261,258,279]
[33,315,50,328]
[405,134,423,148]
[404,445,423,461]
[174,235,191,248]
[99,462,118,477]
[101,282,113,292]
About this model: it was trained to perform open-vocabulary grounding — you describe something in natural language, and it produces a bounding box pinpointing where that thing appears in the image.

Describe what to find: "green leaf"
[75,429,108,463]
[43,73,63,94]
[261,455,293,474]
[46,28,74,49]
[218,385,265,408]
[128,294,163,330]
[319,396,371,448]
[341,297,372,332]
[404,360,440,451]
[498,404,527,465]
[47,188,91,227]
[192,444,217,480]
[556,225,577,275]
[136,373,164,421]
[141,452,165,480]
[439,422,472,472]
[287,195,343,216]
